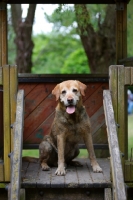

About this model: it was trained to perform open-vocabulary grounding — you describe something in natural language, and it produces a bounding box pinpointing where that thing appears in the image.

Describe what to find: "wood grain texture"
[19,82,108,146]
[21,158,111,189]
[3,65,10,181]
[10,65,18,152]
[103,90,126,200]
[10,90,24,200]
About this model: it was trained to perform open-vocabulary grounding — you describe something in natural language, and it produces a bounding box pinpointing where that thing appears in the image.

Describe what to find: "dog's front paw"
[55,166,66,176]
[92,165,102,173]
[41,163,50,171]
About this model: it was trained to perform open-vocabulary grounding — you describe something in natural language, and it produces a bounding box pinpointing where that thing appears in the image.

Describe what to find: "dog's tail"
[22,156,39,163]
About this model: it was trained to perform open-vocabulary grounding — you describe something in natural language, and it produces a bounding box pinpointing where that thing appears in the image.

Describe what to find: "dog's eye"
[73,89,78,93]
[62,90,66,94]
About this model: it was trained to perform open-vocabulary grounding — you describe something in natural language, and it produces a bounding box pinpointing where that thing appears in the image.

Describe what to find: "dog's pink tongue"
[66,106,75,114]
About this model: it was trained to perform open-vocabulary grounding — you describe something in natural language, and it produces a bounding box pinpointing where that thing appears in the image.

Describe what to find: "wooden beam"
[103,90,126,200]
[1,3,7,65]
[116,2,127,64]
[3,65,10,181]
[10,65,18,152]
[10,90,24,200]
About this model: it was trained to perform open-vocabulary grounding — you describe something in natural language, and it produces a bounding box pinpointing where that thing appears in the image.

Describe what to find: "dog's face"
[52,80,87,114]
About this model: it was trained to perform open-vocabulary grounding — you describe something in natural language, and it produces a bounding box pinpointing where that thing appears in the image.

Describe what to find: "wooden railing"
[103,90,126,200]
[10,89,24,200]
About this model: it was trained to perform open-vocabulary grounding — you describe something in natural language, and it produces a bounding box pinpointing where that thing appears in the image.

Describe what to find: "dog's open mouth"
[66,105,75,114]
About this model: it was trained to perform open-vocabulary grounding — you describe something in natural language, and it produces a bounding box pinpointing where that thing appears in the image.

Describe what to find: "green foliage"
[61,48,90,74]
[32,32,90,74]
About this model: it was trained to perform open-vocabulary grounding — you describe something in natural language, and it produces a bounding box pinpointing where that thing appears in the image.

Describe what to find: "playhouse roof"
[2,0,130,4]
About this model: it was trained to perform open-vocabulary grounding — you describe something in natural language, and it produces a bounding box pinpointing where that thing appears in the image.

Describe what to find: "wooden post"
[10,65,18,152]
[3,65,10,181]
[1,2,7,65]
[116,2,127,64]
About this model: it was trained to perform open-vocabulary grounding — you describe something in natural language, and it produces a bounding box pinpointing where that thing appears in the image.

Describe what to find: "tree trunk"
[11,4,36,73]
[75,4,116,74]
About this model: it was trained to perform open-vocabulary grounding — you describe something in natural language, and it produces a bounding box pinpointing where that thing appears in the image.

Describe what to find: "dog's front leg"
[55,134,66,176]
[83,131,102,173]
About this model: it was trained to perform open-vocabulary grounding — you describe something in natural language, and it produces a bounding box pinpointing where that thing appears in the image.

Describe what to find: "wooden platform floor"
[21,158,111,189]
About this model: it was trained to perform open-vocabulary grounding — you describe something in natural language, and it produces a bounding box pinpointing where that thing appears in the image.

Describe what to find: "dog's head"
[52,80,87,114]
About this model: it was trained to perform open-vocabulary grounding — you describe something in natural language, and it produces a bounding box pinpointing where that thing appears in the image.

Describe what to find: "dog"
[39,80,102,175]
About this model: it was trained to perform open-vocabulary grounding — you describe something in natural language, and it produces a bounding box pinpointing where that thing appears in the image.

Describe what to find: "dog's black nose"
[67,98,73,104]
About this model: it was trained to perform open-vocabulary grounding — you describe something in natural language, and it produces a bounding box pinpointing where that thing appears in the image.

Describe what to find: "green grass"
[22,149,88,158]
[22,116,133,159]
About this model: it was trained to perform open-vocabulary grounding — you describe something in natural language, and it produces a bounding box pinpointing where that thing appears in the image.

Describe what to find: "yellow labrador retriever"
[39,80,102,175]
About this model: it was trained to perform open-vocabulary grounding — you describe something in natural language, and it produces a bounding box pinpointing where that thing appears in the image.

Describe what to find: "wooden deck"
[21,158,111,189]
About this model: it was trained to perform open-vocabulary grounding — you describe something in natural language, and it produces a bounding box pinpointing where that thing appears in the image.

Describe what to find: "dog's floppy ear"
[76,80,87,96]
[52,84,60,101]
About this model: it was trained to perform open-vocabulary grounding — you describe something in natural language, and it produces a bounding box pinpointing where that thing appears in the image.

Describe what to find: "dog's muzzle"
[66,98,76,114]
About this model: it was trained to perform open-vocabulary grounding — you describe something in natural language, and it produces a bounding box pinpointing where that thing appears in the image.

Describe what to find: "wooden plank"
[75,159,92,188]
[23,95,57,142]
[90,106,105,134]
[86,159,106,184]
[0,67,2,85]
[24,83,55,118]
[0,161,4,181]
[131,67,133,85]
[84,83,108,117]
[103,90,126,200]
[51,167,65,188]
[82,82,102,101]
[1,8,7,65]
[122,3,127,59]
[104,188,112,200]
[19,83,38,97]
[36,167,51,188]
[0,85,3,148]
[3,65,10,181]
[10,65,18,152]
[10,90,24,200]
[97,158,110,182]
[118,66,128,162]
[116,4,127,64]
[23,162,40,188]
[124,67,131,85]
[65,166,79,188]
[21,162,29,180]
[109,65,118,123]
[24,112,55,144]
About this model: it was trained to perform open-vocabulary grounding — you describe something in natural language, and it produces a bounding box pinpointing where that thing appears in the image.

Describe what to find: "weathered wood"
[116,3,127,64]
[3,65,10,181]
[0,161,4,181]
[10,90,24,200]
[37,167,51,188]
[109,65,118,123]
[10,65,18,152]
[24,83,55,118]
[1,5,7,65]
[75,159,92,188]
[51,167,65,188]
[20,189,26,200]
[84,83,108,117]
[131,67,133,85]
[124,67,131,85]
[22,158,111,189]
[0,85,3,149]
[104,188,112,200]
[117,66,128,163]
[0,67,2,85]
[103,90,126,200]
